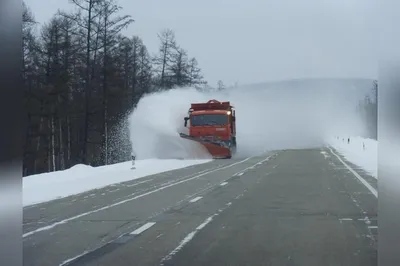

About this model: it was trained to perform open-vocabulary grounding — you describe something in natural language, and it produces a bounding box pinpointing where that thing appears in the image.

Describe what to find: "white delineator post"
[131,154,136,169]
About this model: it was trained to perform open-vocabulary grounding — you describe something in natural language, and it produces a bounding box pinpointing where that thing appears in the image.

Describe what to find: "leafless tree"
[153,29,178,89]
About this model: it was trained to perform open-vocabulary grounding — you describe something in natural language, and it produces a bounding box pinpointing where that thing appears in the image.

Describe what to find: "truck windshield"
[191,114,229,126]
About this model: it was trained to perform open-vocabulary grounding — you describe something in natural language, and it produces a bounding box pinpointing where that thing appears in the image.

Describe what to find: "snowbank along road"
[23,147,377,266]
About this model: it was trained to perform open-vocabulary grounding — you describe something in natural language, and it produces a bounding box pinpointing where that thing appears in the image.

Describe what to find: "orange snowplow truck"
[179,100,237,159]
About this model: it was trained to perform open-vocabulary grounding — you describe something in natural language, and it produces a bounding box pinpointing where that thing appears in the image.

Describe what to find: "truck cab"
[185,110,235,140]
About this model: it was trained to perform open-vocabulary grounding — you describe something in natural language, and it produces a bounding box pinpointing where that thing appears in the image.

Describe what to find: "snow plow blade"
[179,133,233,159]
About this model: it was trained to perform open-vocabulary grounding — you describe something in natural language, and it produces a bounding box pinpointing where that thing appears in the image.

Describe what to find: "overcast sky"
[24,0,378,86]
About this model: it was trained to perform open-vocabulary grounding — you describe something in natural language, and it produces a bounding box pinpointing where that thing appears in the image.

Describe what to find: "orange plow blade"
[179,133,233,159]
[202,143,232,159]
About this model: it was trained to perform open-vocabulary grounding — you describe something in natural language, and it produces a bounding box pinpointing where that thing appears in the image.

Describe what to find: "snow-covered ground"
[327,136,377,178]
[23,159,211,207]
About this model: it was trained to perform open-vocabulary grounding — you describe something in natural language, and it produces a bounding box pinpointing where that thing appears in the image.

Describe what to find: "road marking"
[368,226,378,229]
[232,155,272,177]
[23,157,252,238]
[328,147,378,198]
[356,217,372,224]
[189,196,203,203]
[235,193,244,199]
[196,215,214,230]
[164,231,195,261]
[58,221,142,265]
[59,251,90,266]
[339,218,353,221]
[220,182,228,186]
[130,222,156,235]
[320,150,329,158]
[161,214,217,264]
[160,193,239,265]
[125,179,153,187]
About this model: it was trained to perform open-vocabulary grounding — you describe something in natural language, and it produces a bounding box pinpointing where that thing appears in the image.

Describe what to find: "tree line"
[356,80,378,140]
[22,0,210,176]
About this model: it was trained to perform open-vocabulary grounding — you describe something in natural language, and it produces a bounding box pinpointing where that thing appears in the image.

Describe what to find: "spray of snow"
[129,81,369,159]
[128,89,213,159]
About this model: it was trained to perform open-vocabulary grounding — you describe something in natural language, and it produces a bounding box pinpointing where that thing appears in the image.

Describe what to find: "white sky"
[24,0,378,86]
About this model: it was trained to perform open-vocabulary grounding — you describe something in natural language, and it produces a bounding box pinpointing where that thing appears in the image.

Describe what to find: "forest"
[22,0,217,176]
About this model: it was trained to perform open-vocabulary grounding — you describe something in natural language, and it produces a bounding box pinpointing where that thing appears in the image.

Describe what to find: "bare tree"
[187,57,205,86]
[23,1,40,175]
[170,48,189,86]
[98,0,133,164]
[23,1,37,72]
[137,44,153,98]
[116,36,150,106]
[66,0,104,163]
[153,29,178,89]
[217,80,225,91]
[130,36,142,104]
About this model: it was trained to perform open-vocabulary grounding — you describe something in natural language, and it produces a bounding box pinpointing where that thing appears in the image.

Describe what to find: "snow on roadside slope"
[327,136,377,178]
[23,159,211,207]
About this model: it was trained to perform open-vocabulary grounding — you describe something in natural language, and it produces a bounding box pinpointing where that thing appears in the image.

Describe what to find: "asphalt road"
[23,147,377,266]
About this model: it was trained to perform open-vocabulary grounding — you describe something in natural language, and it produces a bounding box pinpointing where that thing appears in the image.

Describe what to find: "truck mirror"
[184,117,189,127]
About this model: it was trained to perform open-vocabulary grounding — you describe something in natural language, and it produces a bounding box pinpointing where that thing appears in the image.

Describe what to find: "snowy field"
[23,159,211,207]
[327,136,377,178]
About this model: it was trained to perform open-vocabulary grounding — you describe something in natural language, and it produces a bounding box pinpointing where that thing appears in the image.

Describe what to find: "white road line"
[189,196,203,203]
[328,147,378,198]
[339,218,353,221]
[196,216,215,230]
[220,182,228,186]
[235,193,244,199]
[23,157,251,238]
[59,251,90,266]
[232,155,272,177]
[363,216,372,225]
[161,214,217,264]
[130,222,156,235]
[161,191,241,265]
[125,179,153,187]
[368,226,378,229]
[163,231,195,262]
[59,221,143,266]
[320,151,329,159]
